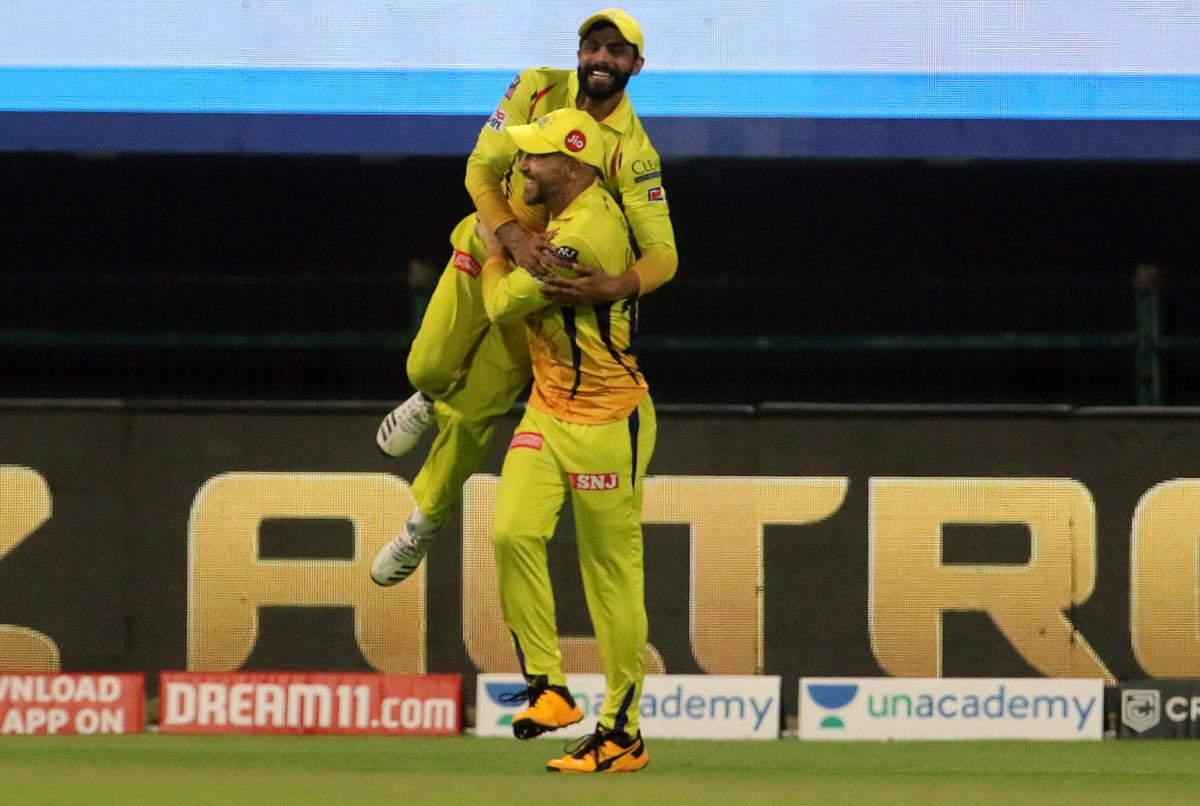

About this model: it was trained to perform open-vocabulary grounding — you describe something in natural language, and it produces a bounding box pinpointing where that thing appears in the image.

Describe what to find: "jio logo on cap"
[564,130,586,152]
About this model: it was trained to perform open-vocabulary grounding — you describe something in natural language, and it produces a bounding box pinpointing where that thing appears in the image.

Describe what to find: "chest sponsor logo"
[452,249,481,278]
[486,109,507,132]
[553,245,579,262]
[509,432,544,451]
[568,472,620,491]
[647,186,665,203]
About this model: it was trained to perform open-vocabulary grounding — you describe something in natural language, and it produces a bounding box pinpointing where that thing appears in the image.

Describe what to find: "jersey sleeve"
[480,256,548,325]
[616,131,678,295]
[464,68,541,235]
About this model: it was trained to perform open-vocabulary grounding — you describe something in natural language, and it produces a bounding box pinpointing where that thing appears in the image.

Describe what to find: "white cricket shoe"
[370,509,441,586]
[376,391,434,457]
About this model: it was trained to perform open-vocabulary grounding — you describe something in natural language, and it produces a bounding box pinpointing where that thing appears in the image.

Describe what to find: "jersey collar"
[555,179,604,223]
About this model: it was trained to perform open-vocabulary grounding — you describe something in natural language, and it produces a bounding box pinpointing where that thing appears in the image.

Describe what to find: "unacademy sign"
[799,677,1103,740]
[476,674,780,739]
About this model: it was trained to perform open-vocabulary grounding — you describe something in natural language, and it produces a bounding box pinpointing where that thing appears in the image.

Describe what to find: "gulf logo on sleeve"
[508,432,544,451]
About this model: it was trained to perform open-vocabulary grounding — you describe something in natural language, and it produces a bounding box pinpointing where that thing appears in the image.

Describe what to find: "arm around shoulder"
[464,68,542,233]
[629,244,677,296]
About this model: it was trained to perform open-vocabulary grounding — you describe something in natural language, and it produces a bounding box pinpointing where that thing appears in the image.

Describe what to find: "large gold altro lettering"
[1131,479,1200,677]
[463,475,848,676]
[0,467,61,671]
[869,477,1113,684]
[188,472,422,673]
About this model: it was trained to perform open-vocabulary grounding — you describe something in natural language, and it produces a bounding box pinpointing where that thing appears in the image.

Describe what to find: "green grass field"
[1,735,1198,805]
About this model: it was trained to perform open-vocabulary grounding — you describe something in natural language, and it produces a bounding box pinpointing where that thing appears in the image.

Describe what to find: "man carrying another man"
[479,105,655,773]
[370,8,675,592]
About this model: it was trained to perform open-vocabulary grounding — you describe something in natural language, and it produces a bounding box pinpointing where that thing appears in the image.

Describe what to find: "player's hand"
[495,221,555,273]
[472,218,506,260]
[540,262,640,306]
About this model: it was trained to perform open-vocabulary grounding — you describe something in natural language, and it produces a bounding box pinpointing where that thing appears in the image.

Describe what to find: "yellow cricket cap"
[506,108,606,172]
[578,8,644,57]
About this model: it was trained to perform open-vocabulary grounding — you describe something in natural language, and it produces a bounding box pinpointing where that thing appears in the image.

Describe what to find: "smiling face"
[518,151,572,206]
[576,23,643,101]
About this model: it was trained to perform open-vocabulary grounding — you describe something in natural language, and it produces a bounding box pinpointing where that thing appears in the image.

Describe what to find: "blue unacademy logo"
[484,682,528,728]
[807,684,859,729]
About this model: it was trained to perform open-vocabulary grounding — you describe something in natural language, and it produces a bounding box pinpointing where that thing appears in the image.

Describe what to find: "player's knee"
[406,351,453,398]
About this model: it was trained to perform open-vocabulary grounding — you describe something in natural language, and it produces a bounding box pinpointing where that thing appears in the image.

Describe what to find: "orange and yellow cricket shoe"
[508,676,584,740]
[546,725,649,773]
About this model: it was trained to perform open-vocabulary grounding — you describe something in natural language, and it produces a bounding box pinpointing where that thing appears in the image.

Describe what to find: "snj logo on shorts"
[509,432,544,451]
[568,472,620,491]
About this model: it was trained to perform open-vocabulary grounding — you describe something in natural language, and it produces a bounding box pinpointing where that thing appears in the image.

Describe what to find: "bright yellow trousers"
[492,396,656,737]
[406,213,531,524]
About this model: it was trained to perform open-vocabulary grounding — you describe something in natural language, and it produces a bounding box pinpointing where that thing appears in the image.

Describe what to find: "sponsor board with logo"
[159,671,460,735]
[15,411,1200,722]
[476,674,780,739]
[1119,680,1200,738]
[800,677,1103,740]
[0,673,143,735]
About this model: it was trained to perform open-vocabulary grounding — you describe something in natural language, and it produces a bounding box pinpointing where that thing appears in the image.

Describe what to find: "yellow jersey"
[481,180,647,425]
[466,66,677,295]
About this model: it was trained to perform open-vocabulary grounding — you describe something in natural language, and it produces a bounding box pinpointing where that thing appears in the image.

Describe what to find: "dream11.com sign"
[800,677,1104,740]
[476,674,780,739]
[158,672,461,736]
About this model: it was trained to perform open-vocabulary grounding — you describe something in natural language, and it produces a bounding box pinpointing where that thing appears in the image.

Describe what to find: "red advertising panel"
[158,672,461,736]
[0,673,144,735]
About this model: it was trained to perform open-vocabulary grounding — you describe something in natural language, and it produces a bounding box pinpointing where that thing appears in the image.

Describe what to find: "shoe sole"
[512,712,584,740]
[545,758,649,773]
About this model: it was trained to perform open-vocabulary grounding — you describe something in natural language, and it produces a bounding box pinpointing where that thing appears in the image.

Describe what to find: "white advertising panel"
[799,677,1104,740]
[476,674,780,739]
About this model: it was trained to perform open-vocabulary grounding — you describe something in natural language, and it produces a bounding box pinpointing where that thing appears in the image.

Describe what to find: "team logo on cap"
[564,130,587,153]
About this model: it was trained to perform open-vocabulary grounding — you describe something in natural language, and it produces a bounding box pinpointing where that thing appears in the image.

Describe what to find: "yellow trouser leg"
[569,397,655,737]
[491,410,569,685]
[406,213,530,524]
[411,322,529,524]
[405,214,490,400]
[492,399,656,731]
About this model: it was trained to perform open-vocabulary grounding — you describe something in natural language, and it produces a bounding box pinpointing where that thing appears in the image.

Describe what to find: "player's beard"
[521,172,552,206]
[577,63,632,101]
[522,178,545,206]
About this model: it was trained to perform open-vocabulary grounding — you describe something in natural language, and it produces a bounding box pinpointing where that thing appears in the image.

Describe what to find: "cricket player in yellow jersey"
[371,8,675,587]
[478,107,653,773]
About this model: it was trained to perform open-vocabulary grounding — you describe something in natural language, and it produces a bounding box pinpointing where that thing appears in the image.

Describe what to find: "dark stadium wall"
[3,402,1199,723]
[4,153,1200,404]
